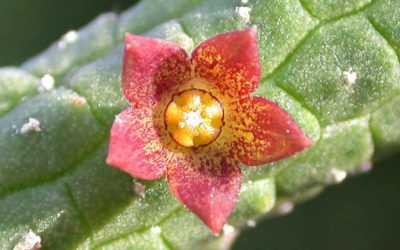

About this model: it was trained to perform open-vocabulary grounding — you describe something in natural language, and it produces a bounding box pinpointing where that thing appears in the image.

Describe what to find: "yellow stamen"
[164,89,224,148]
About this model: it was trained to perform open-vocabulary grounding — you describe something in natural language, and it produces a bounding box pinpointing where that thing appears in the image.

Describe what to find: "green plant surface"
[0,68,40,116]
[0,0,399,249]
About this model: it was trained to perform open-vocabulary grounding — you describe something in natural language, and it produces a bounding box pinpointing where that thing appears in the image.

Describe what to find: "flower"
[107,27,312,233]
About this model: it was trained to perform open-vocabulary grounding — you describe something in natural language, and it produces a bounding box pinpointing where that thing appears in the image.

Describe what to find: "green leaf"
[276,117,373,195]
[1,0,400,249]
[299,0,372,20]
[370,95,400,154]
[0,89,106,194]
[116,0,204,40]
[273,15,400,125]
[22,13,118,80]
[0,68,39,116]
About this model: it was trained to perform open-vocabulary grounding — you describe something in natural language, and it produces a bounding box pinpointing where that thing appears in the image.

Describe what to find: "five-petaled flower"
[107,27,312,233]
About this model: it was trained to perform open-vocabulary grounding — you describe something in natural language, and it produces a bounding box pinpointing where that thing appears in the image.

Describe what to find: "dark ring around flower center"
[164,88,224,148]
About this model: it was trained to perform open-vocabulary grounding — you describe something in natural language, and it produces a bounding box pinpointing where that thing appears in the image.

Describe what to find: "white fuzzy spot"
[64,30,78,43]
[343,68,357,85]
[184,110,204,128]
[58,30,78,49]
[134,182,145,197]
[277,202,294,215]
[13,230,41,250]
[235,6,251,23]
[150,226,161,234]
[20,118,41,134]
[330,168,347,183]
[223,224,235,235]
[38,74,55,93]
[246,220,257,228]
[241,0,249,4]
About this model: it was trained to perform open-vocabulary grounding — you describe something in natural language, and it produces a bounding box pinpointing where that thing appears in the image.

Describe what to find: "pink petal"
[191,27,261,97]
[107,107,170,180]
[230,97,313,166]
[167,156,242,233]
[122,34,191,108]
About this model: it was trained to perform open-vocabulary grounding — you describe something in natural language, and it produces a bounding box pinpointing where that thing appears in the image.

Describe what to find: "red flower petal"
[167,157,242,233]
[191,27,261,97]
[122,34,191,108]
[230,97,313,166]
[107,107,170,180]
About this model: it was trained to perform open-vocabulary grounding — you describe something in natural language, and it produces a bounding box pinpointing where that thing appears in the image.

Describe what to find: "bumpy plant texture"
[1,0,399,249]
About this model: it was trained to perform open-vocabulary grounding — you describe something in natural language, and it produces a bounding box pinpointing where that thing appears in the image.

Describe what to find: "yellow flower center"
[164,89,224,148]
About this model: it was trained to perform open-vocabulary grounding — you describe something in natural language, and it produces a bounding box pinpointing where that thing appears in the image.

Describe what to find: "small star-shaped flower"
[107,27,312,233]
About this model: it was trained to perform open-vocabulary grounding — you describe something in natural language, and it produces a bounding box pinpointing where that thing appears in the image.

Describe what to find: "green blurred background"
[0,1,399,249]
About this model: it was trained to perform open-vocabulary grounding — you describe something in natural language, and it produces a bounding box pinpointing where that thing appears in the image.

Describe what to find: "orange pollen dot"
[164,89,224,148]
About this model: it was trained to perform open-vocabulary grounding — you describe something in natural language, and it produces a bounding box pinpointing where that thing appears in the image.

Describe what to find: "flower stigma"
[164,89,224,148]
